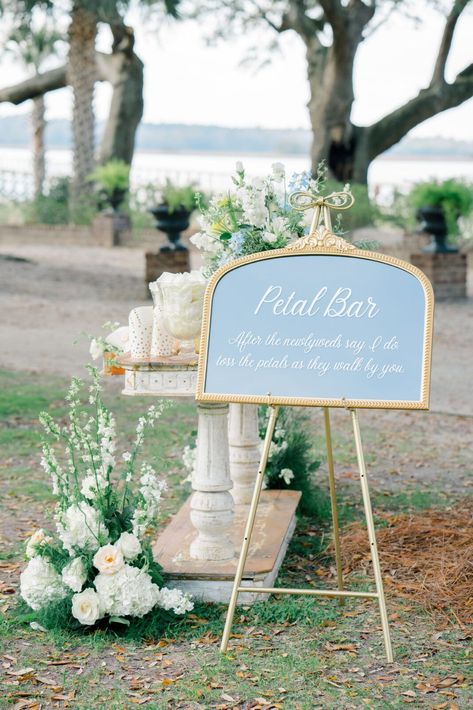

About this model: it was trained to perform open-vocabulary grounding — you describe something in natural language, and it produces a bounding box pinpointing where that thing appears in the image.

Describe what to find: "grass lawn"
[0,369,471,709]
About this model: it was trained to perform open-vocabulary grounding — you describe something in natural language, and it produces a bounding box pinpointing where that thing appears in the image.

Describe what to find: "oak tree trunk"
[31,94,46,198]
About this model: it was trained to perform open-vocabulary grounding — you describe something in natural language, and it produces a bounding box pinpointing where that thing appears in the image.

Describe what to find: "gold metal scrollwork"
[288,188,355,251]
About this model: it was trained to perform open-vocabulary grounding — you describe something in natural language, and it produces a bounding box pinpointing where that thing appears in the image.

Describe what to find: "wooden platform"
[154,489,301,603]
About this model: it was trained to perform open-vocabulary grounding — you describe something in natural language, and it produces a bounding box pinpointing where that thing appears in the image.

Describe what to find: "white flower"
[116,532,141,560]
[190,231,224,254]
[122,452,132,462]
[56,502,108,555]
[95,565,160,618]
[80,474,108,500]
[89,338,104,360]
[93,544,125,575]
[20,557,67,611]
[235,161,244,173]
[157,586,194,615]
[26,529,51,559]
[279,468,295,485]
[272,162,285,182]
[62,557,87,592]
[262,230,278,244]
[72,588,103,626]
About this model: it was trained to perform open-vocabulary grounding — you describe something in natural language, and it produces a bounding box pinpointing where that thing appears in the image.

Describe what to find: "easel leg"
[323,407,344,601]
[350,409,393,663]
[220,405,280,653]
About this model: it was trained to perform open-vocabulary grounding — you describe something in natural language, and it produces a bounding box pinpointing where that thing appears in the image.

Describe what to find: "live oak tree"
[197,0,473,183]
[1,0,179,218]
[4,21,64,197]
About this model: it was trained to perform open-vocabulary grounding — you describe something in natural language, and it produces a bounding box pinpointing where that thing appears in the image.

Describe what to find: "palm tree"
[10,0,180,219]
[5,22,64,197]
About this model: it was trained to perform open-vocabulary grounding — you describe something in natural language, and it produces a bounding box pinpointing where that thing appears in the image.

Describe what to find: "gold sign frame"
[196,239,434,410]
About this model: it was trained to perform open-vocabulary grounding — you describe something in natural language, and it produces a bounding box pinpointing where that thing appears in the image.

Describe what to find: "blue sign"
[197,250,433,409]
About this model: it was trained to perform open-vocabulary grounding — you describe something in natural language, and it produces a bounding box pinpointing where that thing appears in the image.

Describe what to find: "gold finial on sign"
[289,188,355,235]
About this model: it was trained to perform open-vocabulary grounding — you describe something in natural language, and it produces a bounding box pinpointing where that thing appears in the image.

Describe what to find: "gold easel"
[219,189,394,663]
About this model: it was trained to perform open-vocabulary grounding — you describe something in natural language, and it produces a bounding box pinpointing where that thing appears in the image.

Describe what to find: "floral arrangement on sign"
[191,161,332,275]
[20,369,193,629]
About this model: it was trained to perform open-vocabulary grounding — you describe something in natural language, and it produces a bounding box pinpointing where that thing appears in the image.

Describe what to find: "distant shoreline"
[0,144,472,162]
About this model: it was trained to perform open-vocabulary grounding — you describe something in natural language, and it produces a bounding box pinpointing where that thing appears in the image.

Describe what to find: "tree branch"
[431,0,470,85]
[0,52,115,105]
[366,62,473,159]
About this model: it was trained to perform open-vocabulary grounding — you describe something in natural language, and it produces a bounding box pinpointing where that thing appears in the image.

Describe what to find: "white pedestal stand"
[120,354,300,603]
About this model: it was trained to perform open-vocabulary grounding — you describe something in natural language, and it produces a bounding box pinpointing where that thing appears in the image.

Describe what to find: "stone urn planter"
[149,204,191,252]
[415,205,458,253]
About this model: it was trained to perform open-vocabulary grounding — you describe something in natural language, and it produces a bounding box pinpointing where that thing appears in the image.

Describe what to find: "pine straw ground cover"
[337,503,473,626]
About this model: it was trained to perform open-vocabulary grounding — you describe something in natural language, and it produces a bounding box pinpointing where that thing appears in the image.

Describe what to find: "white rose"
[89,338,104,360]
[116,532,141,560]
[72,588,102,626]
[26,529,51,559]
[20,557,67,611]
[62,557,87,592]
[93,544,124,575]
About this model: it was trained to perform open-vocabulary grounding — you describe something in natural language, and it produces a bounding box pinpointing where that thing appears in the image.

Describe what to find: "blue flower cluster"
[288,171,312,193]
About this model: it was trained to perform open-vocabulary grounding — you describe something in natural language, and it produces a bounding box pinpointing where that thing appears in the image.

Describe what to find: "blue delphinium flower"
[288,171,312,193]
[228,230,246,257]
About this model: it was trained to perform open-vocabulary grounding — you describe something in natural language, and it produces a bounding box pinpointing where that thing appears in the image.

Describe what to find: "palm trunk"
[31,94,45,198]
[67,3,97,221]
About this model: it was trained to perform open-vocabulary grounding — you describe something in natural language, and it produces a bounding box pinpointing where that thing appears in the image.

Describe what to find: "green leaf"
[219,232,232,241]
[109,616,130,626]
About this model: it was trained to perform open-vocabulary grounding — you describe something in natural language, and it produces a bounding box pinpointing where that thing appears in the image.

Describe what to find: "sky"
[0,1,472,140]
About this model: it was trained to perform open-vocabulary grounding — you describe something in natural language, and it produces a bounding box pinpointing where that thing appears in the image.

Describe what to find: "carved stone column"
[228,403,261,505]
[190,402,234,560]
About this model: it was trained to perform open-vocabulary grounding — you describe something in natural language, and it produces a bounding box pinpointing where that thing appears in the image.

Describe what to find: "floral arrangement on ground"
[19,368,193,632]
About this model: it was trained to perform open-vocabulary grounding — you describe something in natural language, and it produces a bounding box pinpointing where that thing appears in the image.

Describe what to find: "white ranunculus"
[157,586,194,615]
[95,564,160,618]
[20,557,67,611]
[89,338,104,360]
[62,557,87,592]
[116,532,141,560]
[80,474,108,500]
[279,468,295,485]
[71,588,102,626]
[25,529,51,559]
[56,502,108,555]
[93,544,124,575]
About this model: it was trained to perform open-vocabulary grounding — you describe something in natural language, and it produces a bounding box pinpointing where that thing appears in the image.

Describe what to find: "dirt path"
[1,242,472,415]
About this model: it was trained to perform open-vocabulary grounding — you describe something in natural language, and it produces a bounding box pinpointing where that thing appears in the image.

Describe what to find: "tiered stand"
[119,353,300,603]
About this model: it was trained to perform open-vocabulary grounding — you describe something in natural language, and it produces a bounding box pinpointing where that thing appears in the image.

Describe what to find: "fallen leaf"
[325,642,358,652]
[221,692,237,702]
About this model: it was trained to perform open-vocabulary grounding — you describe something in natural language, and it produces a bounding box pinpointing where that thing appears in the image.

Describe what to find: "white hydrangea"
[56,502,108,555]
[94,564,160,618]
[89,338,104,360]
[190,231,223,254]
[80,474,108,500]
[157,586,194,615]
[62,557,87,592]
[20,557,67,611]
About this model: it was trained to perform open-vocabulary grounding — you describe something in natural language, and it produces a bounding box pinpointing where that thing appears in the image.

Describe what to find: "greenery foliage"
[408,179,473,236]
[24,177,71,224]
[88,159,130,196]
[157,179,199,213]
[259,406,327,518]
[325,179,380,233]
